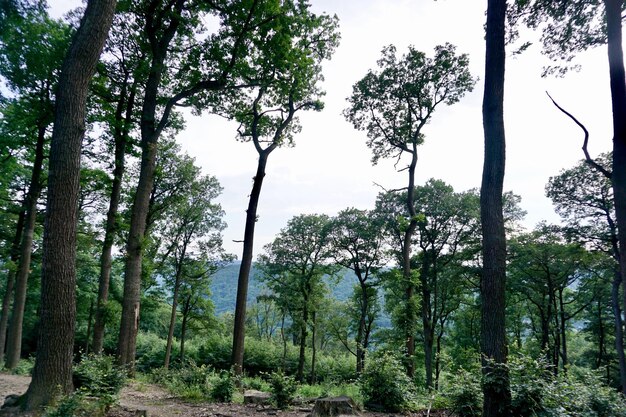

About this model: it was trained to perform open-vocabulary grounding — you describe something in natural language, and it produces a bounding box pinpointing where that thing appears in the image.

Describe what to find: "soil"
[0,373,452,417]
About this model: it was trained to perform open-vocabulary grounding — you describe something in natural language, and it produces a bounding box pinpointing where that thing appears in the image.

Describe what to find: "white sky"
[49,0,615,259]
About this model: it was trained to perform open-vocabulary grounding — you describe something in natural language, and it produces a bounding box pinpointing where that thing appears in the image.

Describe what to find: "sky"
[49,0,615,259]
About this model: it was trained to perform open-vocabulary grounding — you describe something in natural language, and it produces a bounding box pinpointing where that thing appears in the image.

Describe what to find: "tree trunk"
[5,125,46,370]
[85,299,94,354]
[421,258,434,390]
[480,0,511,415]
[402,147,418,378]
[23,0,116,409]
[558,289,568,370]
[164,253,185,369]
[612,270,626,394]
[604,0,626,397]
[180,298,189,363]
[232,150,273,375]
[0,209,25,363]
[118,4,184,371]
[355,279,367,375]
[310,310,317,384]
[297,301,309,382]
[93,78,136,355]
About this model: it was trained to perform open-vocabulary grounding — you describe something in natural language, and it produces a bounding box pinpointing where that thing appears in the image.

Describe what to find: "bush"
[211,371,235,402]
[446,368,482,417]
[269,370,297,409]
[73,354,126,411]
[359,351,416,412]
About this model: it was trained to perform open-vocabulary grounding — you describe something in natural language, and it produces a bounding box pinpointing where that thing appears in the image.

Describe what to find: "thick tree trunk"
[93,79,136,355]
[480,0,511,415]
[605,0,626,396]
[23,0,116,409]
[0,209,25,363]
[232,150,272,375]
[5,125,46,370]
[402,148,418,378]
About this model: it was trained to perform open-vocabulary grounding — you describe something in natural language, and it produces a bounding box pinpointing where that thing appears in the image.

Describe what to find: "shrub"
[269,370,297,409]
[73,354,126,411]
[446,368,482,417]
[359,351,417,412]
[211,371,235,402]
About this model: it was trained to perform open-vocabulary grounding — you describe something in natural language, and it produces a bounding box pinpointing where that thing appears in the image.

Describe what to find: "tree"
[480,0,511,414]
[510,0,626,396]
[0,5,70,369]
[227,2,339,376]
[22,0,116,409]
[258,214,336,382]
[328,208,386,374]
[545,153,626,390]
[91,9,145,355]
[344,43,475,376]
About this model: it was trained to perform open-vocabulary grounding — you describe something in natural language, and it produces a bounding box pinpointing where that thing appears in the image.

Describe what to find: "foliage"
[72,354,127,410]
[268,370,298,409]
[359,351,417,412]
[211,370,235,403]
[445,368,482,417]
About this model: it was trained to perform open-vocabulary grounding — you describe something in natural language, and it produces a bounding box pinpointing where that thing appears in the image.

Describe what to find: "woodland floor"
[0,373,452,417]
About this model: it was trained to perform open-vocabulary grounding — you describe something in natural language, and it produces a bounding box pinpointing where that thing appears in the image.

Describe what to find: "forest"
[1,0,626,417]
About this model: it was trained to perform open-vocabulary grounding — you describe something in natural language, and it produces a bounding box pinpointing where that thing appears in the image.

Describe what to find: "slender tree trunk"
[421,259,434,389]
[281,313,287,369]
[435,332,443,391]
[23,0,116,409]
[232,149,273,375]
[5,125,46,370]
[85,299,94,354]
[297,301,309,382]
[93,79,136,355]
[310,310,317,384]
[356,279,367,375]
[480,0,511,415]
[402,148,418,378]
[558,289,568,370]
[180,300,189,363]
[164,255,185,369]
[0,209,25,363]
[612,270,626,394]
[605,0,626,396]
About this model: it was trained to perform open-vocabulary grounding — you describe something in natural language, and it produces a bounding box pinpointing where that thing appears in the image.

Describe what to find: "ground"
[0,373,451,417]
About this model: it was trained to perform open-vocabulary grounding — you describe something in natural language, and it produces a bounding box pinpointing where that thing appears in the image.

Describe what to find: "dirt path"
[1,373,450,417]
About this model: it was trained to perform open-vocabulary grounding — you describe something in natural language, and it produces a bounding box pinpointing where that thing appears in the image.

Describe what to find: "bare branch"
[546,91,612,179]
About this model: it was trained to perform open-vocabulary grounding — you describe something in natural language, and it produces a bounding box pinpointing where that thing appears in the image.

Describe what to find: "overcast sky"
[50,0,615,259]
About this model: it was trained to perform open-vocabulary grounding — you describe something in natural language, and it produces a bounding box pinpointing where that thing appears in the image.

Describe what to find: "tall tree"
[21,0,116,409]
[480,0,511,414]
[258,214,336,382]
[344,43,475,376]
[227,3,339,375]
[329,208,386,374]
[0,5,70,368]
[510,0,626,395]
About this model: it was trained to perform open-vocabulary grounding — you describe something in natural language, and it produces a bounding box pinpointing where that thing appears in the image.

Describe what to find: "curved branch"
[546,91,612,179]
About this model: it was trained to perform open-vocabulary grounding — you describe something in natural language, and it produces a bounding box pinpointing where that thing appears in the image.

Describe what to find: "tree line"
[1,1,626,417]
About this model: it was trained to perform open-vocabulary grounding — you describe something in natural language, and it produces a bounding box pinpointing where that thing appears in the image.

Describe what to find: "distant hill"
[209,262,359,315]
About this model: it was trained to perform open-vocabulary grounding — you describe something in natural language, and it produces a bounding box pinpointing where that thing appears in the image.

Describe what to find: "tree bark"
[402,147,418,378]
[5,125,46,370]
[421,257,434,389]
[0,209,25,363]
[232,149,273,374]
[604,0,626,396]
[23,0,116,409]
[355,279,367,375]
[480,0,511,415]
[164,246,186,369]
[117,0,184,372]
[93,77,137,355]
[297,297,309,382]
[612,270,626,394]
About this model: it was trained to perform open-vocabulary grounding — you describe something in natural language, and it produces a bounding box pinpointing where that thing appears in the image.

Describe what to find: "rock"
[309,396,360,417]
[244,390,271,406]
